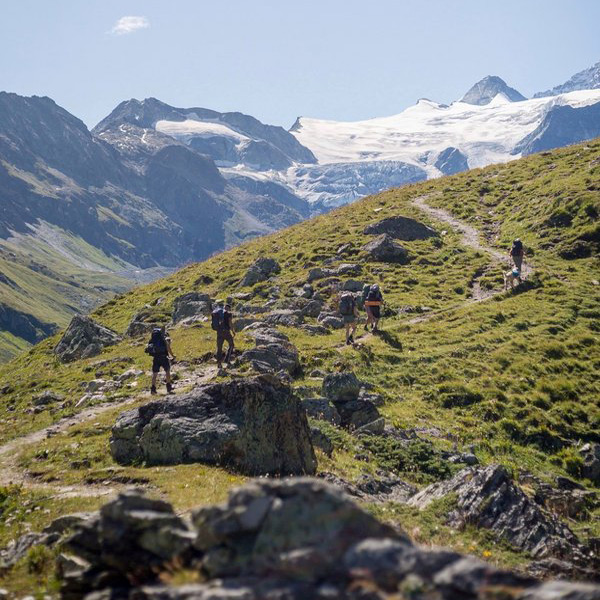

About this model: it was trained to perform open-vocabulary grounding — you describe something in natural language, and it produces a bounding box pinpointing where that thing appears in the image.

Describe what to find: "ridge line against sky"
[1,0,599,129]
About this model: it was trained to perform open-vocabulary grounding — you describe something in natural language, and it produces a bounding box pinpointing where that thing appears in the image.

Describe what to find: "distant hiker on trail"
[146,326,175,395]
[509,239,524,273]
[339,291,359,345]
[212,302,235,369]
[364,284,384,332]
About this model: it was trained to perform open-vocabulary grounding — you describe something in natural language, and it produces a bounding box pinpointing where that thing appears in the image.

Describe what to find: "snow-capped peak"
[460,75,526,105]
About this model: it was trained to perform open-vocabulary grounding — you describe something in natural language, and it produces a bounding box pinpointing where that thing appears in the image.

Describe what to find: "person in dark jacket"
[149,326,175,395]
[509,239,525,272]
[365,284,384,332]
[213,303,235,369]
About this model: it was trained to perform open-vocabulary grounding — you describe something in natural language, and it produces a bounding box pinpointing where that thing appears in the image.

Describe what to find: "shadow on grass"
[374,329,403,351]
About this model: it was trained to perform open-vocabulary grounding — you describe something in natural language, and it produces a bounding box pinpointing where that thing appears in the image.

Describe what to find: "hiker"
[364,284,384,332]
[339,291,359,345]
[361,283,372,320]
[212,302,235,369]
[509,239,524,272]
[146,326,175,395]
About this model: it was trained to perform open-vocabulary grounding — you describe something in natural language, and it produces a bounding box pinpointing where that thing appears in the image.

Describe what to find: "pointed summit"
[460,75,526,106]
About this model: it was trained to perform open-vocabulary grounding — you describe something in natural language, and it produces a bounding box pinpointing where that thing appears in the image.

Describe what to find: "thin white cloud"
[109,16,150,35]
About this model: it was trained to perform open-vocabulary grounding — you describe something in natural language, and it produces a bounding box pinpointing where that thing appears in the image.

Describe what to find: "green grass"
[0,139,599,592]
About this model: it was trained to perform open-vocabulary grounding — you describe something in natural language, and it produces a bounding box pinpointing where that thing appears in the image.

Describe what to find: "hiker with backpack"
[146,326,175,395]
[212,302,235,369]
[509,239,525,273]
[364,284,384,332]
[339,291,360,345]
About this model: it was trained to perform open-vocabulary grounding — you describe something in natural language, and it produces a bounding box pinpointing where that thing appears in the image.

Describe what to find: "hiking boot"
[364,323,369,331]
[349,335,354,344]
[150,386,157,395]
[346,338,351,345]
[166,382,174,394]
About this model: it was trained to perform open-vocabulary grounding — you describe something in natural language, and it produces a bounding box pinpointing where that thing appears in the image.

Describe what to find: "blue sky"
[1,0,599,128]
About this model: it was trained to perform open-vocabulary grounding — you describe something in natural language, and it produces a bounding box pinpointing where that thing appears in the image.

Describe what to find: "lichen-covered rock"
[264,309,304,327]
[364,216,438,240]
[54,316,121,363]
[333,398,381,431]
[362,234,411,264]
[241,257,281,287]
[581,443,600,484]
[322,372,362,401]
[172,292,213,323]
[110,375,316,476]
[191,478,398,580]
[409,465,589,565]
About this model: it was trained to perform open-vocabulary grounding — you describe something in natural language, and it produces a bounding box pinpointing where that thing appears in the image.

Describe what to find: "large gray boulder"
[322,372,362,401]
[191,478,399,580]
[362,234,411,264]
[110,375,316,476]
[54,316,121,363]
[409,465,588,564]
[172,292,212,323]
[334,398,381,431]
[364,216,438,240]
[241,257,281,287]
[240,326,300,375]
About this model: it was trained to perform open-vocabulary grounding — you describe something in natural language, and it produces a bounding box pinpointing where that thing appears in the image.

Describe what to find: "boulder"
[264,309,304,327]
[300,324,330,336]
[333,398,381,431]
[364,216,438,240]
[110,375,316,476]
[191,478,398,580]
[317,313,344,329]
[125,319,155,338]
[241,257,281,287]
[172,292,212,324]
[61,490,193,594]
[362,234,411,264]
[303,398,341,425]
[307,264,362,283]
[409,465,588,563]
[54,316,121,363]
[322,372,362,402]
[240,327,300,375]
[33,390,64,406]
[581,443,600,484]
[342,279,365,292]
[310,426,334,456]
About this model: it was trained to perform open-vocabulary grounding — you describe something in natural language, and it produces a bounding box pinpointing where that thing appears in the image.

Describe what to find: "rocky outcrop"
[172,292,213,323]
[303,398,341,425]
[581,443,600,484]
[239,326,300,375]
[307,263,362,282]
[362,234,411,263]
[241,257,281,287]
[54,315,121,363]
[460,75,526,105]
[409,465,594,573]
[435,147,469,175]
[58,481,600,599]
[364,216,438,240]
[322,372,362,402]
[110,375,316,476]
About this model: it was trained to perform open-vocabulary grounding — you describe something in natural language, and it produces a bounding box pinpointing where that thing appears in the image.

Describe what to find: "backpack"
[367,287,382,303]
[339,292,356,316]
[511,240,523,255]
[145,328,167,356]
[211,307,228,331]
[361,285,371,306]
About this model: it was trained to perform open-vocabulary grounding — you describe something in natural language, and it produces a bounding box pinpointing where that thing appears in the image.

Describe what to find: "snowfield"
[290,90,600,169]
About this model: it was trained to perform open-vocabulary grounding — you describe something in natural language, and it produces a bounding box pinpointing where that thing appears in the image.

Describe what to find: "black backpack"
[367,287,382,302]
[211,307,228,331]
[511,240,523,255]
[339,293,356,316]
[145,328,167,356]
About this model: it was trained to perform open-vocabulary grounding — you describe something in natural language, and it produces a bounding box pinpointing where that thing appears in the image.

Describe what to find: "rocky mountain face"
[534,60,600,98]
[460,75,527,105]
[513,101,600,156]
[0,92,311,359]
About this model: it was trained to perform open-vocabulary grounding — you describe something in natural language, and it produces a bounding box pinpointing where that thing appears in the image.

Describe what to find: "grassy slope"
[0,139,599,593]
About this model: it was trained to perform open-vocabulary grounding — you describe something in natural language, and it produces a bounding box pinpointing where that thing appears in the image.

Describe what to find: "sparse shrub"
[542,343,566,360]
[361,437,452,482]
[26,545,54,575]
